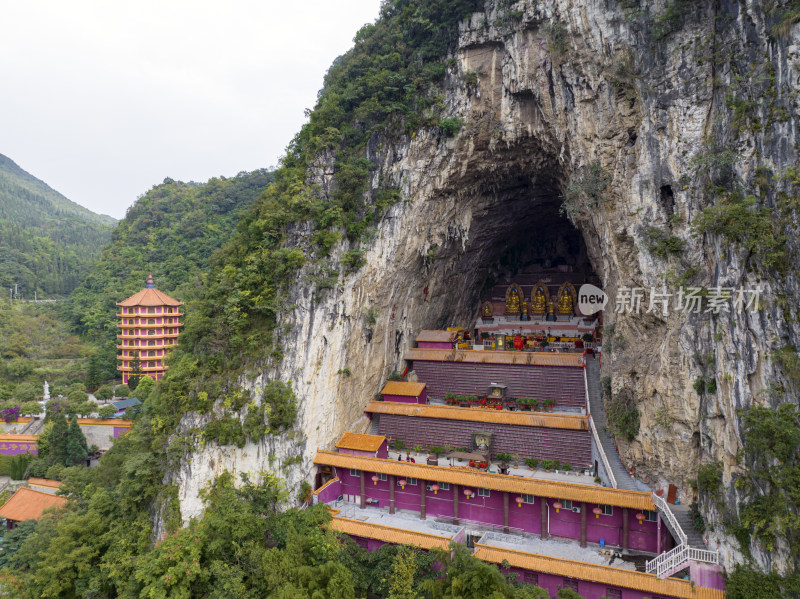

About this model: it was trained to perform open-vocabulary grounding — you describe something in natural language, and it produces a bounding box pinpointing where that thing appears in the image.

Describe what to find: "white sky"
[0,1,381,219]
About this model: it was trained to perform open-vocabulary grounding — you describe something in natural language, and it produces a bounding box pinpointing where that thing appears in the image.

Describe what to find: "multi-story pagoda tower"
[116,273,183,384]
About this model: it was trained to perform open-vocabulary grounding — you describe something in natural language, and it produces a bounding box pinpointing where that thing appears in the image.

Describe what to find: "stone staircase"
[669,503,706,547]
[584,356,638,491]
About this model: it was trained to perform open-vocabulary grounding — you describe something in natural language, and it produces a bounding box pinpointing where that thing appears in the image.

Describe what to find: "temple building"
[116,274,183,384]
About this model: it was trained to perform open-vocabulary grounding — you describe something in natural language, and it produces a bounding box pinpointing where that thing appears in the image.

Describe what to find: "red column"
[453,484,459,524]
[657,513,662,554]
[360,471,366,509]
[503,492,510,534]
[540,499,548,539]
[622,508,629,549]
[420,482,427,520]
[580,502,587,547]
[389,475,395,514]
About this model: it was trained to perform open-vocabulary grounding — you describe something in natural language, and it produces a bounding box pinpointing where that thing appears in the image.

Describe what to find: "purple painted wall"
[412,360,585,409]
[339,440,388,459]
[689,561,726,590]
[501,565,685,599]
[316,478,342,504]
[418,341,453,349]
[334,467,660,552]
[0,441,37,456]
[113,426,131,438]
[383,388,427,404]
[377,413,592,468]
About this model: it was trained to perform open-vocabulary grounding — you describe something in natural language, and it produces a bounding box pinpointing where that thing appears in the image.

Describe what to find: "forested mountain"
[0,154,116,297]
[64,169,275,378]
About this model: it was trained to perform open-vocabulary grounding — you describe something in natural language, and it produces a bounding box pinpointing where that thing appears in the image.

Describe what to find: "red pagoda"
[116,274,183,384]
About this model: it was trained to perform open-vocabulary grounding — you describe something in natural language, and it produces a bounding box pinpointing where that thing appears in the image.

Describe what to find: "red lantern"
[398,479,407,488]
[636,512,646,524]
[592,507,602,519]
[463,488,472,498]
[431,484,440,495]
[553,501,563,513]
[371,475,379,485]
[515,496,524,507]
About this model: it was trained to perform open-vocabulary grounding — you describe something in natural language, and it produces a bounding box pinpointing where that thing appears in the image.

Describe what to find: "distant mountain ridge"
[0,154,117,297]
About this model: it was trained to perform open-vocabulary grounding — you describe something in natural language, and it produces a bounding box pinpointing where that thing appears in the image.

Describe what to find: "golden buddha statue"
[531,288,547,313]
[558,288,573,314]
[506,288,521,314]
[482,301,493,317]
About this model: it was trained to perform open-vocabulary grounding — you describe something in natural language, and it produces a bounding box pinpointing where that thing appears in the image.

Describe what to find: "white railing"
[646,493,719,577]
[651,492,687,546]
[589,416,617,489]
[584,365,590,416]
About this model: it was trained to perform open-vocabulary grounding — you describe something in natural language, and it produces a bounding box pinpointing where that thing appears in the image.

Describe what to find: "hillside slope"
[0,154,116,297]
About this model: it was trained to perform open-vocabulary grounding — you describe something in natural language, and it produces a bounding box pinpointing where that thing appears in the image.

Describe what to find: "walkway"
[585,356,639,491]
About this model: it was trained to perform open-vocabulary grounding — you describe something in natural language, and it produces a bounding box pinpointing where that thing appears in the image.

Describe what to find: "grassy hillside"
[0,154,116,297]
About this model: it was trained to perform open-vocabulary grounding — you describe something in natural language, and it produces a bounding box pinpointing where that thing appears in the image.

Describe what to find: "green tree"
[67,389,88,403]
[114,384,129,398]
[127,351,143,391]
[66,415,88,466]
[134,375,155,398]
[20,401,42,416]
[388,547,418,599]
[47,413,69,467]
[98,405,116,419]
[14,382,36,402]
[94,385,113,400]
[0,519,37,568]
[84,354,102,392]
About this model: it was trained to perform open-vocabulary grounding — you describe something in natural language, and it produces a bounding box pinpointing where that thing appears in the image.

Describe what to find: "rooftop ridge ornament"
[146,273,155,289]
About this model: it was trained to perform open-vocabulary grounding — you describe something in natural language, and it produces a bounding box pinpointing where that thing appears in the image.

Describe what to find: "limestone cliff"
[172,0,800,575]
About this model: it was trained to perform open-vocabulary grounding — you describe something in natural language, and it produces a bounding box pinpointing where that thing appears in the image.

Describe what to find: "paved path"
[585,356,639,491]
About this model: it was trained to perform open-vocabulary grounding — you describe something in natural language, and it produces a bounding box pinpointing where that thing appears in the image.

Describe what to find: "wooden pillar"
[657,513,662,554]
[622,507,629,550]
[453,484,459,524]
[503,492,510,534]
[540,498,548,539]
[580,502,587,547]
[360,471,366,509]
[420,482,427,520]
[389,475,396,514]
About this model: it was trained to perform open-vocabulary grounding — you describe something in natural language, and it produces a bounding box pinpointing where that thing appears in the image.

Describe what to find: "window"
[478,488,491,497]
[148,330,154,335]
[378,472,387,481]
[560,500,573,510]
[148,351,155,357]
[148,318,155,324]
[562,578,579,592]
[350,469,360,476]
[439,482,449,490]
[644,509,658,522]
[600,504,613,516]
[522,494,535,504]
[406,477,417,486]
[524,573,538,585]
[605,589,622,599]
[148,340,155,346]
[148,307,154,314]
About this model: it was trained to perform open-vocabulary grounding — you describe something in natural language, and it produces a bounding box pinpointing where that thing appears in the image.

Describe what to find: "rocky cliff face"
[173,0,800,574]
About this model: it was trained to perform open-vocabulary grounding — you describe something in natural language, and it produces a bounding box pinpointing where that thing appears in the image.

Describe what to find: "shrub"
[114,384,130,398]
[98,405,117,419]
[606,387,640,442]
[693,377,706,395]
[439,117,464,137]
[342,249,366,272]
[525,457,540,469]
[562,162,611,218]
[94,385,113,400]
[541,459,555,470]
[19,402,42,416]
[646,227,685,258]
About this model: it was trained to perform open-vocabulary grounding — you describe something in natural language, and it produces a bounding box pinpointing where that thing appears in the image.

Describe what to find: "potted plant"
[525,457,540,470]
[458,395,469,408]
[428,446,444,465]
[552,459,562,472]
[414,444,424,455]
[561,463,572,472]
[545,398,555,412]
[542,459,554,472]
[511,454,521,468]
[445,392,456,405]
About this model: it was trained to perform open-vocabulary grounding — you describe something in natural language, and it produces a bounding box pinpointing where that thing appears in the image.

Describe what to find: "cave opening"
[433,162,601,335]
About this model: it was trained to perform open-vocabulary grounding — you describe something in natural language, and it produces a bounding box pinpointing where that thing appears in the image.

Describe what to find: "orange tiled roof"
[0,488,67,522]
[117,287,183,307]
[335,432,386,453]
[366,401,589,431]
[416,330,458,343]
[405,348,582,367]
[473,544,725,599]
[313,451,655,511]
[77,418,133,426]
[329,516,451,550]
[0,435,38,442]
[380,381,427,397]
[27,478,63,489]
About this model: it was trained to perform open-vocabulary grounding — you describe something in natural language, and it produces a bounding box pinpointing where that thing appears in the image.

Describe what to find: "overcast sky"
[1,1,380,219]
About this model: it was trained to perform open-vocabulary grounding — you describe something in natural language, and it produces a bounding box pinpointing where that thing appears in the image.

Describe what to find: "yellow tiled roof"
[473,544,725,599]
[0,488,68,522]
[405,348,582,367]
[27,478,63,489]
[366,401,589,431]
[380,381,427,397]
[0,435,38,442]
[329,516,451,550]
[117,287,183,307]
[416,330,458,343]
[313,451,655,510]
[335,432,386,453]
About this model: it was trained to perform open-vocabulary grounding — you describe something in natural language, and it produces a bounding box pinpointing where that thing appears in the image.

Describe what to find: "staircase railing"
[589,416,617,489]
[646,493,719,577]
[652,492,687,546]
